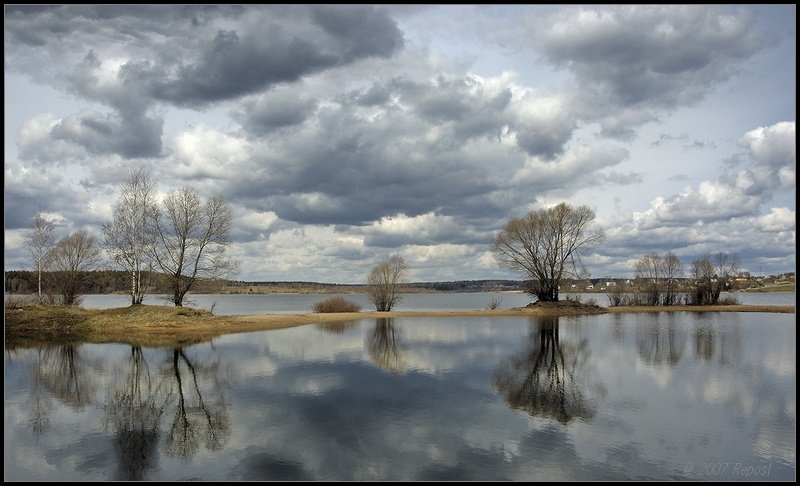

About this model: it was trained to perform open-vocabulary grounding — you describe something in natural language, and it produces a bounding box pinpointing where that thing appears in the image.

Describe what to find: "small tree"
[24,212,57,303]
[492,202,605,302]
[150,187,238,307]
[367,255,409,311]
[50,229,102,306]
[634,253,663,306]
[632,252,684,306]
[102,168,158,305]
[689,252,740,305]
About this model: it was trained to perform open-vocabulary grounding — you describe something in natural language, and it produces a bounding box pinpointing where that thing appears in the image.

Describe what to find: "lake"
[4,312,795,481]
[74,291,796,315]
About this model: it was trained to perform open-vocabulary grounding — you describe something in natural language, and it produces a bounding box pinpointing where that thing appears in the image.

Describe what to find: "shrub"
[486,295,503,310]
[717,296,740,305]
[312,297,362,313]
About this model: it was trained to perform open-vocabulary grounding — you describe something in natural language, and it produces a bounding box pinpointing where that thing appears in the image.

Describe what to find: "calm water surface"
[76,291,796,315]
[4,313,795,481]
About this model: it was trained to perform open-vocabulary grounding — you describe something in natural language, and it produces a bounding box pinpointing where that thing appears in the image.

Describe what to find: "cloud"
[526,6,770,136]
[3,6,794,281]
[122,6,403,106]
[168,125,256,180]
[737,121,796,171]
[5,5,404,160]
[235,90,318,135]
[757,207,796,233]
[651,133,716,150]
[360,213,485,248]
[633,122,795,229]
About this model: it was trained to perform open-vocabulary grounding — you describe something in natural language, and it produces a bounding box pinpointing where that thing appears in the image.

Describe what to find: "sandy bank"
[5,303,794,348]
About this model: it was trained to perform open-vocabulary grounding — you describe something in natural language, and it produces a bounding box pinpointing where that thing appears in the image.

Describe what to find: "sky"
[3,5,796,284]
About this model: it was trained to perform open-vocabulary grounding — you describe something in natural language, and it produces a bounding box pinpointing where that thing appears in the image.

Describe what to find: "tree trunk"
[131,271,137,306]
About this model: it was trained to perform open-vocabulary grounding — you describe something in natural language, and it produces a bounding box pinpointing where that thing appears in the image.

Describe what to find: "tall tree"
[103,168,158,305]
[24,212,57,303]
[50,229,102,306]
[366,255,409,311]
[151,187,237,307]
[492,202,605,302]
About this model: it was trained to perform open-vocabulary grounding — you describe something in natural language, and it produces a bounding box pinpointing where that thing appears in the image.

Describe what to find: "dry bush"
[486,295,503,310]
[312,297,362,313]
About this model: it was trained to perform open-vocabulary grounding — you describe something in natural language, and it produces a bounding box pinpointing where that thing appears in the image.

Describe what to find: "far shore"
[4,301,795,349]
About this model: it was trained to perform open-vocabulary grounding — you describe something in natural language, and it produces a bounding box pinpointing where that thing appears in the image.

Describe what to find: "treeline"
[5,270,228,296]
[407,280,524,292]
[6,273,526,295]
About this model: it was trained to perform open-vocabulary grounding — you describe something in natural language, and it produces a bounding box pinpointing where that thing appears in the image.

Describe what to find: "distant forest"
[5,270,793,296]
[4,270,227,295]
[4,270,527,295]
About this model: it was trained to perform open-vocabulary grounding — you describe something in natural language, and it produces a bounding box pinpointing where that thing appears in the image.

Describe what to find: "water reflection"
[692,321,741,365]
[635,315,686,366]
[104,347,167,480]
[494,316,594,424]
[316,320,360,335]
[15,343,234,480]
[368,318,403,372]
[163,347,232,460]
[4,314,795,481]
[39,345,96,409]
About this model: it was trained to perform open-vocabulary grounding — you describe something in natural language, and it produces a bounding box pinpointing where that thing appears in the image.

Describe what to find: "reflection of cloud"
[4,313,797,481]
[231,448,312,481]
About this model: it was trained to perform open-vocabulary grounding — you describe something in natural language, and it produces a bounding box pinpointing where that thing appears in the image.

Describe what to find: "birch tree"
[102,168,158,305]
[24,212,57,303]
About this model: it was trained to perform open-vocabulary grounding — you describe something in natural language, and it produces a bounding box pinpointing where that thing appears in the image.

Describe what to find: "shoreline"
[4,303,795,349]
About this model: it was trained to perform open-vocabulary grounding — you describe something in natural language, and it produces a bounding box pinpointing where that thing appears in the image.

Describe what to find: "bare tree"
[24,213,57,303]
[151,187,238,307]
[689,252,741,305]
[50,229,102,306]
[103,168,158,305]
[366,255,409,311]
[491,202,605,302]
[634,253,663,306]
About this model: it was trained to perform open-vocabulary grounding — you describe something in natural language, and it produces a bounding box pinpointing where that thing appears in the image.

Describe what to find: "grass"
[743,282,795,292]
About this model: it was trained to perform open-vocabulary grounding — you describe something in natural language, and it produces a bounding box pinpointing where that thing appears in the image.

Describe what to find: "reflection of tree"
[693,321,741,365]
[636,316,686,366]
[494,317,594,424]
[694,327,715,361]
[104,346,170,480]
[316,320,360,335]
[368,318,403,372]
[29,349,51,440]
[38,345,94,409]
[20,341,234,473]
[163,347,231,460]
